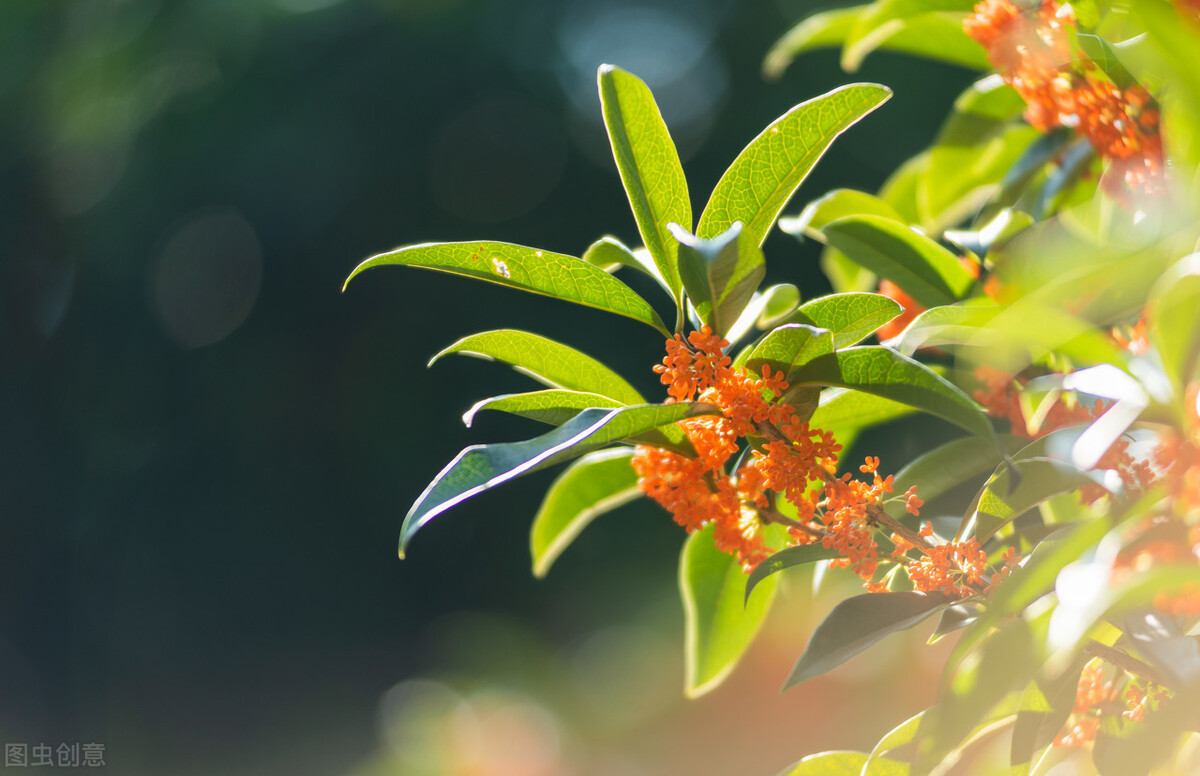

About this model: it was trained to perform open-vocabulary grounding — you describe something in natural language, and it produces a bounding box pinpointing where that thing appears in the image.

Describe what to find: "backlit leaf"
[791,292,905,348]
[698,84,892,247]
[821,215,975,309]
[430,329,645,405]
[530,448,641,577]
[672,222,766,338]
[344,241,668,335]
[463,389,623,428]
[776,751,908,776]
[682,523,780,697]
[401,403,714,557]
[598,65,691,306]
[790,346,995,440]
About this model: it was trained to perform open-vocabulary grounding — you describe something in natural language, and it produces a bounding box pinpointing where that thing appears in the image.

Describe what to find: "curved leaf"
[782,188,904,294]
[790,346,995,440]
[893,302,1000,354]
[401,403,714,557]
[698,83,892,247]
[791,292,905,348]
[671,222,766,337]
[682,522,779,697]
[430,329,645,405]
[463,389,623,428]
[958,457,1105,544]
[746,543,840,605]
[746,324,834,382]
[842,0,983,72]
[345,241,668,335]
[821,215,975,309]
[785,591,953,688]
[1148,252,1200,397]
[763,6,988,80]
[598,64,690,305]
[582,235,667,291]
[776,751,907,776]
[531,448,641,577]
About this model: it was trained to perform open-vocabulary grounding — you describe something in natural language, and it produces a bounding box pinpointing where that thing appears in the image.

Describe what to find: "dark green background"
[0,1,972,772]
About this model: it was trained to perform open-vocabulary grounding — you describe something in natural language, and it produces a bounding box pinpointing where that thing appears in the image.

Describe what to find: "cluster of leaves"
[346,0,1200,772]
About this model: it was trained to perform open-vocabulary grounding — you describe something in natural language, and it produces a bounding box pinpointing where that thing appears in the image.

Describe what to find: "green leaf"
[582,235,667,289]
[1075,34,1134,90]
[698,83,892,247]
[958,457,1104,544]
[885,434,1027,520]
[821,215,975,309]
[919,77,1039,228]
[1011,659,1087,770]
[807,387,916,451]
[681,522,777,697]
[781,188,903,295]
[671,222,766,338]
[785,591,953,687]
[776,751,907,776]
[929,602,982,642]
[463,389,624,428]
[791,292,905,348]
[401,403,713,557]
[598,64,691,306]
[893,302,1000,355]
[530,448,641,577]
[1148,252,1200,398]
[758,283,803,327]
[746,324,835,382]
[842,11,991,73]
[745,543,840,605]
[430,329,645,405]
[345,241,668,335]
[865,710,927,772]
[841,0,981,71]
[781,188,903,240]
[763,6,988,80]
[790,346,995,440]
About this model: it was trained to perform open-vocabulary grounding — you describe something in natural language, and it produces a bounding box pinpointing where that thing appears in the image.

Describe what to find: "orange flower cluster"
[1123,681,1169,723]
[637,326,1017,597]
[1054,661,1114,747]
[964,0,1165,197]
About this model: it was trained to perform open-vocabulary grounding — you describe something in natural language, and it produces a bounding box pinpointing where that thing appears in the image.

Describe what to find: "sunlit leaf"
[682,523,779,697]
[747,324,834,382]
[959,457,1104,544]
[842,0,989,72]
[790,346,995,440]
[892,302,1000,355]
[430,329,646,405]
[919,76,1039,228]
[344,241,669,335]
[672,222,766,337]
[698,84,892,247]
[463,389,623,428]
[1010,658,1086,770]
[1148,252,1200,398]
[582,235,668,289]
[598,64,691,305]
[745,543,840,605]
[785,591,953,687]
[783,188,904,294]
[822,215,975,309]
[790,292,905,348]
[530,448,641,577]
[401,403,715,557]
[775,751,907,776]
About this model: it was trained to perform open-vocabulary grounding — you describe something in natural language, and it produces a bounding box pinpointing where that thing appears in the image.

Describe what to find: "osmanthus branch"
[756,505,828,540]
[753,419,936,555]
